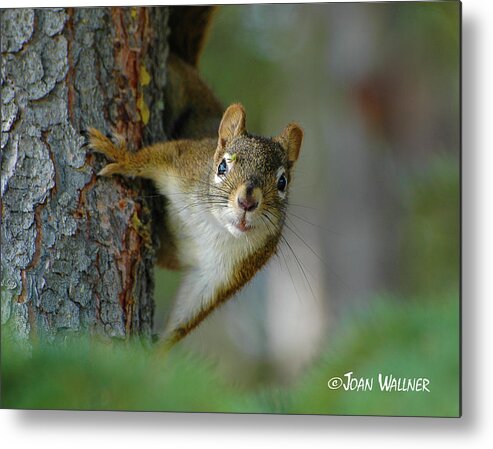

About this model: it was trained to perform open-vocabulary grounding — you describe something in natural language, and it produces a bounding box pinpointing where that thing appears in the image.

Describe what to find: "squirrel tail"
[164,6,223,140]
[168,6,217,67]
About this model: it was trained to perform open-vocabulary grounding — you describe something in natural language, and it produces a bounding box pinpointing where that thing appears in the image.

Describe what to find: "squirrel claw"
[98,163,123,177]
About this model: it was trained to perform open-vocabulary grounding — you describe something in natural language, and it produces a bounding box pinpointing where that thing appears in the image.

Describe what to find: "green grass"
[279,294,460,417]
[1,291,459,416]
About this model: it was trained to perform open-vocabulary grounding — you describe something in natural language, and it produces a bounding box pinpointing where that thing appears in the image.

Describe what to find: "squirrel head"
[206,103,303,239]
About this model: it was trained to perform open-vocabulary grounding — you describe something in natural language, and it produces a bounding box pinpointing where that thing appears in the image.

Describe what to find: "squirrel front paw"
[86,128,131,177]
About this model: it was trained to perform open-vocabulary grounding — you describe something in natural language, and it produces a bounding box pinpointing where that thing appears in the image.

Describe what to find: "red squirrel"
[88,6,304,345]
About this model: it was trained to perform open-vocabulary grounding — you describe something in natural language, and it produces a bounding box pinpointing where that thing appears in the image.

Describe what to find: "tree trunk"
[1,7,169,341]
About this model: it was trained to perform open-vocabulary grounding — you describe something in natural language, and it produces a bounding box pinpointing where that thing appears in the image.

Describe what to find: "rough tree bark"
[1,7,169,341]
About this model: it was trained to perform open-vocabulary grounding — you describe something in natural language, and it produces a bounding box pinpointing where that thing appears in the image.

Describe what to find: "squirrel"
[87,6,304,345]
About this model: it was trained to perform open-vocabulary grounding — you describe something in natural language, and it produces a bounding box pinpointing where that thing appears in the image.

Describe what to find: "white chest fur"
[157,177,265,334]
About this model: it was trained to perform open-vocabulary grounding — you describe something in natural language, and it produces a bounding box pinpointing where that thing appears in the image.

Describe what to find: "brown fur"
[164,54,223,140]
[88,128,216,188]
[168,6,217,67]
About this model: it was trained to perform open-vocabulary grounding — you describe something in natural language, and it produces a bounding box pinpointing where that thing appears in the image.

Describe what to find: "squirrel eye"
[277,174,287,192]
[217,158,227,176]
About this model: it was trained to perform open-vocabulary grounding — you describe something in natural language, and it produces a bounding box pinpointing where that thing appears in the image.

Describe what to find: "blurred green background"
[1,3,460,416]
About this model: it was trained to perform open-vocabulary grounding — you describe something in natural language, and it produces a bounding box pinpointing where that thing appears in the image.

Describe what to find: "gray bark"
[1,7,169,341]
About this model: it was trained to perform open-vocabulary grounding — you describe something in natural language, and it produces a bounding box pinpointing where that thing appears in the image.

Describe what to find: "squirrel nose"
[237,196,258,212]
[236,182,262,212]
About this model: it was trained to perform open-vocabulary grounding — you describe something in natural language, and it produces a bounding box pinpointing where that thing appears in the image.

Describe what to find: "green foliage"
[1,334,248,412]
[400,156,460,296]
[279,292,459,417]
[200,6,287,133]
[1,291,458,416]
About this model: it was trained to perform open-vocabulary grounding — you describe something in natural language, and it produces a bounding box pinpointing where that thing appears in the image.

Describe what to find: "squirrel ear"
[218,103,246,146]
[276,123,304,165]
